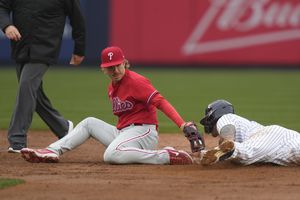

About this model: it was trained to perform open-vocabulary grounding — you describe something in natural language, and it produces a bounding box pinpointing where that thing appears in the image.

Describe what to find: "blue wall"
[0,0,108,66]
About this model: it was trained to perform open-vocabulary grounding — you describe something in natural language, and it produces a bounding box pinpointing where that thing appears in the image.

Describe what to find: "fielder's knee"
[81,117,98,124]
[103,148,125,164]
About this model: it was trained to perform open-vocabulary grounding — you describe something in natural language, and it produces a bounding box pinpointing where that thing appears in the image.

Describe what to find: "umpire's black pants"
[8,63,69,150]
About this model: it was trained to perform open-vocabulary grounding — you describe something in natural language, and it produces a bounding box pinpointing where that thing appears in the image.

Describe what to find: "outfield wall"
[1,0,300,66]
[110,0,300,66]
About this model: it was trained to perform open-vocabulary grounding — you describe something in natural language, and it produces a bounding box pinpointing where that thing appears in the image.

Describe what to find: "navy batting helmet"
[200,99,234,134]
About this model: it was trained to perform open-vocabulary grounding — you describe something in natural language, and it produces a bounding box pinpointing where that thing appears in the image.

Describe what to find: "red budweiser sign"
[111,0,300,65]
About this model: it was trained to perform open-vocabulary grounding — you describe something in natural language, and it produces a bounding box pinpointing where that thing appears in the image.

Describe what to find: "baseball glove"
[183,122,205,153]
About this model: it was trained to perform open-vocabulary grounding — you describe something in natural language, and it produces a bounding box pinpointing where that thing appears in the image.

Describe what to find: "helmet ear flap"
[204,125,213,133]
[200,114,215,134]
[200,99,234,134]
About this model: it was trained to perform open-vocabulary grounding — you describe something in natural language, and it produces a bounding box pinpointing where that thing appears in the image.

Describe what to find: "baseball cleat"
[163,146,176,151]
[201,140,235,166]
[8,147,21,153]
[165,148,194,165]
[21,148,59,163]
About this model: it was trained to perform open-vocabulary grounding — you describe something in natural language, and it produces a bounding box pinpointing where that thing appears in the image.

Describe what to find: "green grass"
[1,67,300,133]
[0,178,25,189]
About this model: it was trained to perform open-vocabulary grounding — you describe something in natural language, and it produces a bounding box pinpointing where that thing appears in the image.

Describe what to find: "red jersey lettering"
[108,69,184,129]
[108,70,159,129]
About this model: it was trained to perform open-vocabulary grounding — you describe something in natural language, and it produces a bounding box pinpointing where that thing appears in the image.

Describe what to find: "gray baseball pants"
[8,63,69,150]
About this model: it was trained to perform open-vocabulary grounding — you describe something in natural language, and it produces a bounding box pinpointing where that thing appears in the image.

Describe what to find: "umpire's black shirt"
[0,0,85,64]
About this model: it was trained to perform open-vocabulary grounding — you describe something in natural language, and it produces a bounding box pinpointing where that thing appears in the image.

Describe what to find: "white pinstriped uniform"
[217,113,300,166]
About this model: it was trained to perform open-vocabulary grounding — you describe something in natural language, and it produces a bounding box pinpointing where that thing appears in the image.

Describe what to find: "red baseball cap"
[100,46,125,68]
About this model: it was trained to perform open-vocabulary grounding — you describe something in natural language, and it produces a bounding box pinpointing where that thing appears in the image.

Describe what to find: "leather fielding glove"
[183,122,205,153]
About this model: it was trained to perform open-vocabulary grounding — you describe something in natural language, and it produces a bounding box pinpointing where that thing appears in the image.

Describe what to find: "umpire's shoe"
[8,147,21,153]
[21,148,59,163]
[201,140,235,166]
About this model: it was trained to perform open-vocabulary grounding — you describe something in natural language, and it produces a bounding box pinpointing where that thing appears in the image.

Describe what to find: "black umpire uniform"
[0,0,85,150]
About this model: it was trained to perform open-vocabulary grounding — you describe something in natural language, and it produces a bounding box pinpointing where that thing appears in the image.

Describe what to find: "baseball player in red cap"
[20,46,205,165]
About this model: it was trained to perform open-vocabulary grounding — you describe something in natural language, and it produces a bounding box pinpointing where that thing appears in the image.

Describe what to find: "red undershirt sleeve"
[150,93,185,128]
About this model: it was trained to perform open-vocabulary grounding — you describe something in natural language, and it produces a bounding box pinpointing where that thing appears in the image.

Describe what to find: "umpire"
[0,0,85,152]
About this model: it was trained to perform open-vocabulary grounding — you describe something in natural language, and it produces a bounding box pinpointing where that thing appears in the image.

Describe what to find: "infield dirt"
[1,130,300,200]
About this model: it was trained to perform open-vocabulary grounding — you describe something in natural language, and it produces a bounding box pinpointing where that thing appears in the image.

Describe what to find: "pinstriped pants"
[232,125,300,166]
